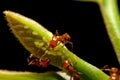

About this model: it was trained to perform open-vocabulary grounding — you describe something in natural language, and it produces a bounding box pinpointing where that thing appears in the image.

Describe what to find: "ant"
[49,30,73,50]
[27,54,50,68]
[101,65,120,80]
[32,30,73,64]
[62,59,80,80]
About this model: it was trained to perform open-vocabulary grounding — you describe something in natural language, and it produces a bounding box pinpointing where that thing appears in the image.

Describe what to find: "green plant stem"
[78,0,120,64]
[4,10,109,80]
[98,0,120,64]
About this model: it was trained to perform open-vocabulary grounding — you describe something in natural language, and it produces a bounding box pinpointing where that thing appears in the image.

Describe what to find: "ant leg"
[27,54,39,66]
[54,41,68,50]
[67,58,77,68]
[55,30,59,36]
[27,54,33,65]
[70,75,73,80]
[61,40,73,52]
[39,50,48,62]
[103,65,109,69]
[101,65,111,71]
[66,41,73,52]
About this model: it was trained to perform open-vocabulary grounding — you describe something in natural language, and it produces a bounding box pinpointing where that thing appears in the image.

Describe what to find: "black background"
[0,0,119,72]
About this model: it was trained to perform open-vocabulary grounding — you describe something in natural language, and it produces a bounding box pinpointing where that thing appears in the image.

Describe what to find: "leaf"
[0,70,66,80]
[4,10,109,80]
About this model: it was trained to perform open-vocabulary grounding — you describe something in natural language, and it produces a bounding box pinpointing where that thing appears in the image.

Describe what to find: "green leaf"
[0,70,66,80]
[3,10,109,80]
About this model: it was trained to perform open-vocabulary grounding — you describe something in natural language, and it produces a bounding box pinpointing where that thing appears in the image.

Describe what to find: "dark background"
[0,0,119,72]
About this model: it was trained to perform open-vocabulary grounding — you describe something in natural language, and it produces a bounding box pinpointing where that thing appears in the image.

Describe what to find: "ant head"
[41,57,51,64]
[63,59,70,68]
[39,57,51,68]
[63,33,71,40]
[111,67,119,73]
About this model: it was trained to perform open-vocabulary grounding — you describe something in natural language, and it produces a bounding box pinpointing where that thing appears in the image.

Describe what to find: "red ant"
[62,59,80,80]
[101,65,120,80]
[28,54,50,68]
[49,30,73,50]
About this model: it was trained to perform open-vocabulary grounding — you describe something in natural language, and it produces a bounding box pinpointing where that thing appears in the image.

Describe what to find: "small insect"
[63,59,80,80]
[101,65,120,80]
[28,54,50,68]
[49,30,73,50]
